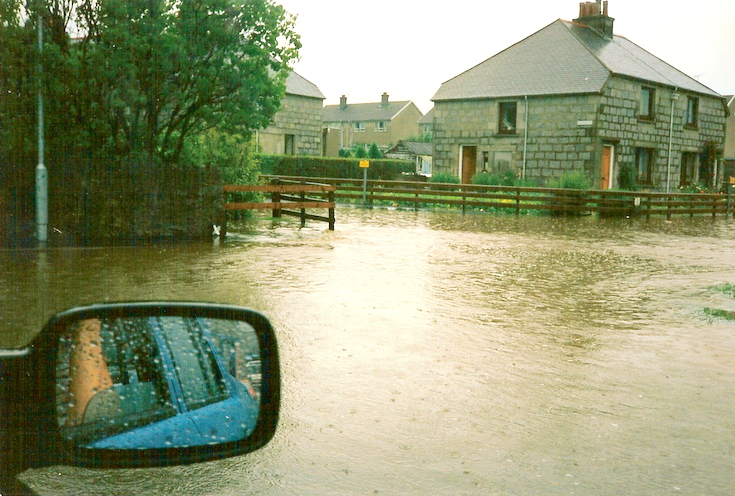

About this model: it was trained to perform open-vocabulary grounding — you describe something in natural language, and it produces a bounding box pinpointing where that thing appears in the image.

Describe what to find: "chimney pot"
[340,95,347,109]
[381,92,389,106]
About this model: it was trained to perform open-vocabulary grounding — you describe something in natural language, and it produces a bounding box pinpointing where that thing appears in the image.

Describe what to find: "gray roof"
[323,100,415,123]
[418,107,434,124]
[433,19,722,102]
[285,71,325,99]
[385,141,433,157]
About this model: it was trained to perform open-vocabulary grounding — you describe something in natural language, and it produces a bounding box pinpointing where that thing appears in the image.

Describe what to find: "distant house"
[431,1,728,189]
[257,71,325,156]
[323,93,423,153]
[725,95,735,182]
[418,108,434,136]
[384,141,433,176]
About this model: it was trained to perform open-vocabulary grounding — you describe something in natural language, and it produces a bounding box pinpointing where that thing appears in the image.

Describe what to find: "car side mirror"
[2,302,280,471]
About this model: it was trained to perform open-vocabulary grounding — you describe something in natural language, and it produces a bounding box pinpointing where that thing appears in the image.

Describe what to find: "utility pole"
[36,12,48,244]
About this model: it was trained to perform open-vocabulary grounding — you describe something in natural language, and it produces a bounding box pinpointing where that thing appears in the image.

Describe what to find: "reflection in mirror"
[56,316,261,450]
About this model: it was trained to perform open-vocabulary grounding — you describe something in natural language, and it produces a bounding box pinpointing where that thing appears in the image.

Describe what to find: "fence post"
[300,189,306,227]
[328,189,335,230]
[221,188,228,240]
[516,187,521,215]
[713,193,718,219]
[727,184,732,218]
[272,179,282,218]
[462,186,466,214]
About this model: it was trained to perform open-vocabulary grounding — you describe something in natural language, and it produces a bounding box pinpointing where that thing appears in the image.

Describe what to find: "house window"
[376,121,387,132]
[284,134,295,155]
[639,87,655,121]
[498,102,517,134]
[680,152,698,186]
[685,96,699,128]
[354,122,365,132]
[635,147,655,185]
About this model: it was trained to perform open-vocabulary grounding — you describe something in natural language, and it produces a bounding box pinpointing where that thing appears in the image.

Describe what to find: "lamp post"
[36,12,48,244]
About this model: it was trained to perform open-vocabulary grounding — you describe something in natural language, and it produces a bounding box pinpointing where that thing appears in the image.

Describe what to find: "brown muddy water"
[3,208,735,495]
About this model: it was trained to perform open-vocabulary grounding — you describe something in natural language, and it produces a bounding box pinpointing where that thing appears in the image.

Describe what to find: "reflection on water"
[7,209,735,495]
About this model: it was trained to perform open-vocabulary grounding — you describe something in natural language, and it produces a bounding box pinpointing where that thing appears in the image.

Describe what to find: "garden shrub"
[547,172,591,190]
[617,163,638,191]
[429,173,460,191]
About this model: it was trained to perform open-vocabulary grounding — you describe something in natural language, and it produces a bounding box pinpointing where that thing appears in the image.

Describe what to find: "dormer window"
[639,87,655,121]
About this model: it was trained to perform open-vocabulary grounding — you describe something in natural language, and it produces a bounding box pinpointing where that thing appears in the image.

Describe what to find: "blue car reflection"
[56,316,261,450]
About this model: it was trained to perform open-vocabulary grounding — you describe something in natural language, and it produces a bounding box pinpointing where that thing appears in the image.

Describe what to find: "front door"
[601,145,614,189]
[461,146,477,184]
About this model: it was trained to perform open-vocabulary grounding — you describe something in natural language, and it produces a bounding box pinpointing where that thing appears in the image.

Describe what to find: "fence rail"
[261,175,732,219]
[223,180,335,232]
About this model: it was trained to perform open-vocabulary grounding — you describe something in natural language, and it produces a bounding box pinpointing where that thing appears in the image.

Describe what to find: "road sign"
[359,160,370,168]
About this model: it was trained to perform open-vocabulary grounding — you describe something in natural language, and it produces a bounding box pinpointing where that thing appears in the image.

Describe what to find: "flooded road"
[4,208,735,495]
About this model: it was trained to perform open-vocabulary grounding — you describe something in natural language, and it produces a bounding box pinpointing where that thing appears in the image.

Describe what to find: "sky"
[275,0,735,114]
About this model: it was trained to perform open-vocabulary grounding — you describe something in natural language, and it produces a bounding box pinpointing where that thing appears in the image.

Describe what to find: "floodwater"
[4,208,735,495]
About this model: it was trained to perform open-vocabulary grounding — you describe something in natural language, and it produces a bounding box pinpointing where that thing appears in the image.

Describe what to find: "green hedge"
[257,154,414,180]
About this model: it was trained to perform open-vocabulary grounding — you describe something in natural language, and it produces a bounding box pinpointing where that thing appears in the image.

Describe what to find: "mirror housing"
[4,302,280,470]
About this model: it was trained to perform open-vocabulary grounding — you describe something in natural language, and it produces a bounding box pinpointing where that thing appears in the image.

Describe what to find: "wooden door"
[601,145,613,189]
[461,146,477,184]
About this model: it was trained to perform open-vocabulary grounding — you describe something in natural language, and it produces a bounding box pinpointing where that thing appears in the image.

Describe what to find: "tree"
[1,0,301,166]
[367,142,382,159]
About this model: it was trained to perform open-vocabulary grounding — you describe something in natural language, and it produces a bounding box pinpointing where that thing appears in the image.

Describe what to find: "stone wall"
[258,94,324,156]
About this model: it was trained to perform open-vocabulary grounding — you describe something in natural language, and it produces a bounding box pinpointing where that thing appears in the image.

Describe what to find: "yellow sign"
[359,160,370,168]
[730,176,735,185]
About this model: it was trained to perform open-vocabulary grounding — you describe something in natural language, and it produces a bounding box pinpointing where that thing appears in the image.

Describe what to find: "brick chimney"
[574,0,614,39]
[381,92,389,107]
[340,95,347,109]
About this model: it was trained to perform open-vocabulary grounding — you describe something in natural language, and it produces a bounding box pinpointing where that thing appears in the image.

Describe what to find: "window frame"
[639,87,656,121]
[498,101,517,135]
[635,147,656,185]
[685,96,699,129]
[375,121,387,132]
[680,151,698,186]
[354,122,365,132]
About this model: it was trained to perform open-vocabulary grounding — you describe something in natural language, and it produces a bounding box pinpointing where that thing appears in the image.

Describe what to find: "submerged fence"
[223,180,335,232]
[262,175,732,219]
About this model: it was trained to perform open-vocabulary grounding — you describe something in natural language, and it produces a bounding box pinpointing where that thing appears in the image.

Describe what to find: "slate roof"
[433,19,722,102]
[418,107,434,124]
[285,71,325,99]
[323,100,415,123]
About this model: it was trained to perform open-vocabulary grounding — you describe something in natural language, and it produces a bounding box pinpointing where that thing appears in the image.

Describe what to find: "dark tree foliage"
[1,0,301,167]
[1,0,299,244]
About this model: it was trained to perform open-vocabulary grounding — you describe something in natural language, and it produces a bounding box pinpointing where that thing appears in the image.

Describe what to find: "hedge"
[257,154,414,180]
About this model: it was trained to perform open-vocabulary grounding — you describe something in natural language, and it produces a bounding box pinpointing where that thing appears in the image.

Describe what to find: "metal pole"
[522,96,528,179]
[666,90,678,194]
[362,168,367,203]
[36,13,48,244]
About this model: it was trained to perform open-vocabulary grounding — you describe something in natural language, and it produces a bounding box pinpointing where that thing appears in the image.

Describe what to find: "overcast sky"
[276,0,735,114]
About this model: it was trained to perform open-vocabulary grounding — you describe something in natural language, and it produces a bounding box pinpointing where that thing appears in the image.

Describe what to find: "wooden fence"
[262,175,732,219]
[223,180,335,232]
